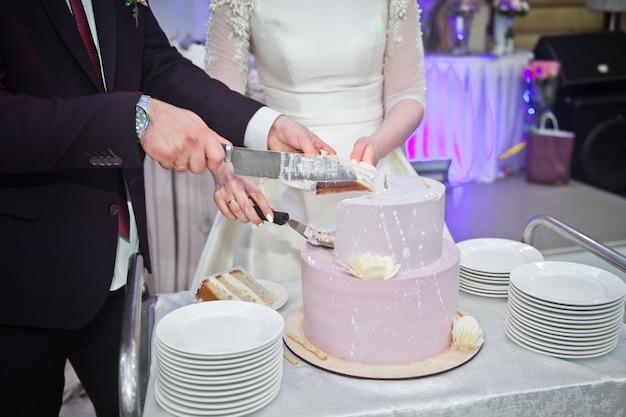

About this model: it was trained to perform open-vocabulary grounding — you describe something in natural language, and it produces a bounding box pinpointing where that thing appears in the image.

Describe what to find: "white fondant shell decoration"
[451,316,484,350]
[344,252,400,280]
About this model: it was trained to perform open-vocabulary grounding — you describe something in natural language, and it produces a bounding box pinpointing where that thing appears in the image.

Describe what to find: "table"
[406,52,533,185]
[142,280,626,417]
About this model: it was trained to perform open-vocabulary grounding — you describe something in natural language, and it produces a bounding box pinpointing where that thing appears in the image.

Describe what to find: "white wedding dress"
[193,0,446,283]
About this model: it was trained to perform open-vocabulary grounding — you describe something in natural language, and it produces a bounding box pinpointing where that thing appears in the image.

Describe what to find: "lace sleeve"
[383,0,427,113]
[205,0,256,95]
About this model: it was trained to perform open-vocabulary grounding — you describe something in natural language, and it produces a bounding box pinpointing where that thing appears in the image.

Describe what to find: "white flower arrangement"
[343,252,401,280]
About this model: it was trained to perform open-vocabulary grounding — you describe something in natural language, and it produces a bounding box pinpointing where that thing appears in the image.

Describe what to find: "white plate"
[155,332,282,362]
[156,343,282,377]
[507,296,624,330]
[158,348,282,384]
[460,270,510,284]
[504,319,620,359]
[506,301,624,336]
[460,266,510,278]
[257,280,289,310]
[157,362,281,392]
[459,284,508,298]
[158,355,283,388]
[505,305,623,339]
[460,277,509,291]
[155,336,282,367]
[155,377,281,417]
[505,312,621,347]
[157,345,282,381]
[158,366,282,397]
[457,238,544,274]
[508,285,625,320]
[157,346,283,381]
[156,300,284,356]
[508,284,625,315]
[158,367,282,404]
[510,261,626,306]
[459,285,508,297]
[506,317,619,351]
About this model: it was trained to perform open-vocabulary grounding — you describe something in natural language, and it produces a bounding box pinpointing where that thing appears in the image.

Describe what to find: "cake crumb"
[283,350,299,365]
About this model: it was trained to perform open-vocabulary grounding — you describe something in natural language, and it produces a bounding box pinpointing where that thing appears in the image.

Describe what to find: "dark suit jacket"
[0,0,263,329]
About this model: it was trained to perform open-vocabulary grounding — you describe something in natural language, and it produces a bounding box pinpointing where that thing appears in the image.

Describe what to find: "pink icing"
[334,175,446,270]
[301,175,460,364]
[302,240,459,364]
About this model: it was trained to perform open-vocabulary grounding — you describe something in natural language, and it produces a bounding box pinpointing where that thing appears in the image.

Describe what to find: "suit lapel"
[39,0,106,92]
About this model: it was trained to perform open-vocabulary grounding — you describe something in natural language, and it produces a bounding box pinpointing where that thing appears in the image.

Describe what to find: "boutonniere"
[126,0,148,27]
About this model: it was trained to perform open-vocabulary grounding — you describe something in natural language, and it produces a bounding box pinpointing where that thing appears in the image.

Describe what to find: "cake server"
[252,204,334,248]
[287,219,335,249]
[252,204,289,225]
[222,144,369,185]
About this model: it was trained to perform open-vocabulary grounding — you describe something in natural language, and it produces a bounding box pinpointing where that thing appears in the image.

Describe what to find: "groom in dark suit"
[0,1,331,416]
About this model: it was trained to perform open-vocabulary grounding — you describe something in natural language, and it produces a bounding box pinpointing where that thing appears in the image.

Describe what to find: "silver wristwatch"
[135,94,151,139]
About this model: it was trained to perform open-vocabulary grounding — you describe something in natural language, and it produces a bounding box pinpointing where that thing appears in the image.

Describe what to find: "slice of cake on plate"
[195,267,277,307]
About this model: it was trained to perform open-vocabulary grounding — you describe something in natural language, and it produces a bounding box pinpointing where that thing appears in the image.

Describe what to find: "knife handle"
[253,204,289,225]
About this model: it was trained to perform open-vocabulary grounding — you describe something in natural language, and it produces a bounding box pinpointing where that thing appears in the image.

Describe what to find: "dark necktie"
[70,0,130,240]
[118,184,131,241]
[69,0,104,89]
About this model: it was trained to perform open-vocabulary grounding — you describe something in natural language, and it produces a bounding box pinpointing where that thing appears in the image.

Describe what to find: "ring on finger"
[227,199,236,206]
[174,163,187,170]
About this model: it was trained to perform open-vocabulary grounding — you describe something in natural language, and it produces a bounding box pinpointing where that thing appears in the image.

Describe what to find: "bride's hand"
[210,163,274,225]
[350,137,382,166]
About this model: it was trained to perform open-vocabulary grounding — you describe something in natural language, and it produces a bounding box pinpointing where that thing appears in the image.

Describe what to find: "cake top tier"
[350,174,445,205]
[333,174,447,271]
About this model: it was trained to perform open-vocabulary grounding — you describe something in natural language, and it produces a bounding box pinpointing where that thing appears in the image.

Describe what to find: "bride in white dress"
[194,0,434,282]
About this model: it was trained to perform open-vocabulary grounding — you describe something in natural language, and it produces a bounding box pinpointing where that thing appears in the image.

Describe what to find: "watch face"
[136,106,148,132]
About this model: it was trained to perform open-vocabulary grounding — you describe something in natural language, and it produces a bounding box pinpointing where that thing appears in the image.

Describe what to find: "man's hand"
[267,115,335,155]
[138,98,229,173]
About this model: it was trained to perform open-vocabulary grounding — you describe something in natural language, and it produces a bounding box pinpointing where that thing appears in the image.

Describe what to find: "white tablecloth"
[143,280,626,417]
[406,52,533,185]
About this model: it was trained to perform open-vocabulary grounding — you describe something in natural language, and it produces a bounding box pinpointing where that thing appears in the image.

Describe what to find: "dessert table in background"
[142,280,626,417]
[406,51,533,185]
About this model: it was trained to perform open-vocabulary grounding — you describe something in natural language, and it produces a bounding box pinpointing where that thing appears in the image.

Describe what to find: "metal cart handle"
[119,252,144,417]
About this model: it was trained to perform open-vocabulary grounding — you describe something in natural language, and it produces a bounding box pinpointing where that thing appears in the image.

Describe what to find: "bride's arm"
[204,1,253,94]
[350,0,427,165]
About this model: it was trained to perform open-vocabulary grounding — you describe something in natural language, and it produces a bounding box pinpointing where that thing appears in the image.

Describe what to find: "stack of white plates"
[505,261,626,359]
[154,300,285,417]
[457,238,544,298]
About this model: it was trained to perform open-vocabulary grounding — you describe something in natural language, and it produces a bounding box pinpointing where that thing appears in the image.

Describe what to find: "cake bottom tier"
[301,239,460,365]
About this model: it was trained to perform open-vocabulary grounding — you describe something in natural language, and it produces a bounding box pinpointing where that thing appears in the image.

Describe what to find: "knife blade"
[222,144,359,183]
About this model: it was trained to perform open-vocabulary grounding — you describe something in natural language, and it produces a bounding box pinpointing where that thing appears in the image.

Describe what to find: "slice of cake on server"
[195,267,277,307]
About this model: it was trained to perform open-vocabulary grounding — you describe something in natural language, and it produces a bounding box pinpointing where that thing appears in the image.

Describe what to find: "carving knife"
[222,144,361,183]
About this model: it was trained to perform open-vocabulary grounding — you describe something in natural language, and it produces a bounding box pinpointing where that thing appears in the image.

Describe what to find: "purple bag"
[525,112,575,186]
